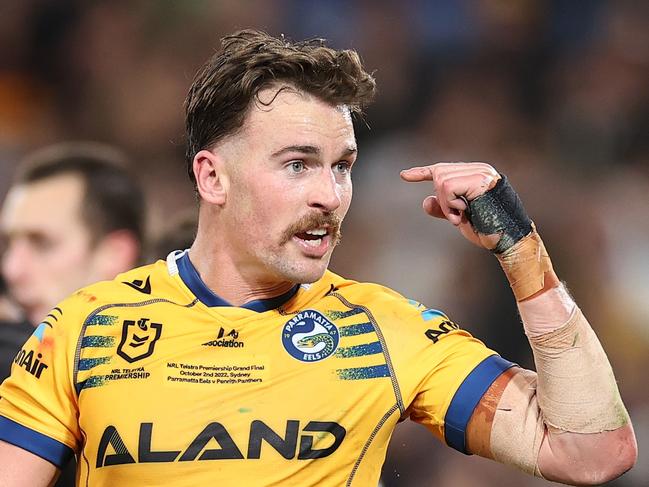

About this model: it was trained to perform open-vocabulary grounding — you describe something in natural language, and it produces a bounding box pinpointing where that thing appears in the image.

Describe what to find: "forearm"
[466,272,636,483]
[507,242,629,429]
[483,190,636,480]
[517,279,573,336]
[500,236,636,482]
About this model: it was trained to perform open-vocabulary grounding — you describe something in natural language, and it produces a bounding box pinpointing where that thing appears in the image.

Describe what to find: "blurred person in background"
[0,30,637,486]
[0,142,146,487]
[0,142,145,327]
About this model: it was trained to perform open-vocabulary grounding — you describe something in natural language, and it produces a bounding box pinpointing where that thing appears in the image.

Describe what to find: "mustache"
[281,212,343,245]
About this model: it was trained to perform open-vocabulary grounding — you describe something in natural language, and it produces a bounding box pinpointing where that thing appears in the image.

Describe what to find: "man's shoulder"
[113,260,168,298]
[323,271,452,324]
[322,270,409,306]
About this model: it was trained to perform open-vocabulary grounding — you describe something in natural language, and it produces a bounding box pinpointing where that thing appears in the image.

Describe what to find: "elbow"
[577,427,638,486]
[597,431,638,484]
[617,428,639,474]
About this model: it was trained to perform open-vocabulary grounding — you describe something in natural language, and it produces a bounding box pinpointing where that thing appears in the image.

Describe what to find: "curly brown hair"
[184,29,376,187]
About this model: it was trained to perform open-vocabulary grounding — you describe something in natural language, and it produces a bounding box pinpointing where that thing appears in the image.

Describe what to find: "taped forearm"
[473,174,630,476]
[490,308,630,478]
[529,305,630,433]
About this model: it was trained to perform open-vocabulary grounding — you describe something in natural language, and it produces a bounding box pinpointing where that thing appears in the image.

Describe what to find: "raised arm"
[466,285,636,485]
[401,162,637,485]
[0,440,59,487]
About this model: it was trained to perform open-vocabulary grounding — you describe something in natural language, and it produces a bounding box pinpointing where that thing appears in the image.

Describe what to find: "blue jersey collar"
[176,251,299,312]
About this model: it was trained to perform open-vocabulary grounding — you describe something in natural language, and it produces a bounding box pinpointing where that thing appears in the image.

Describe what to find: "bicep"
[467,367,546,476]
[465,366,521,459]
[0,440,60,487]
[466,366,636,484]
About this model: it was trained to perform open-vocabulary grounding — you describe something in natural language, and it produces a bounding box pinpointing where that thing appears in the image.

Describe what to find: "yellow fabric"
[0,257,499,486]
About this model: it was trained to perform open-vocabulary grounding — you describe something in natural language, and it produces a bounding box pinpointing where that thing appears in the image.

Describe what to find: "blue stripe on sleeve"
[444,355,515,454]
[0,416,75,467]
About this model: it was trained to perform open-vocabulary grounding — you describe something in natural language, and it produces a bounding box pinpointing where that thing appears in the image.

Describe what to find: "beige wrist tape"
[496,227,552,302]
[490,369,545,477]
[529,305,630,433]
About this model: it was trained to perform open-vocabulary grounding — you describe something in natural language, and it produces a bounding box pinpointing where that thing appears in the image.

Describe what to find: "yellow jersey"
[0,250,513,486]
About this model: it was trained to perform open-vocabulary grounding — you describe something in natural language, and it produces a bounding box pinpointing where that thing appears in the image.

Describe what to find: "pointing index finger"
[400,166,435,182]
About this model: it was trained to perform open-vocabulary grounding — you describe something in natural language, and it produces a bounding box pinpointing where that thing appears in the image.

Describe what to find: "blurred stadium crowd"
[1,1,647,486]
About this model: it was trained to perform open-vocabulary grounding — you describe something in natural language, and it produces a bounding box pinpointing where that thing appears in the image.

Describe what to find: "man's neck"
[187,245,295,308]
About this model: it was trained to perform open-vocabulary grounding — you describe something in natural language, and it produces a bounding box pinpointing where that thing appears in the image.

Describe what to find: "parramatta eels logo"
[117,318,162,363]
[282,310,339,362]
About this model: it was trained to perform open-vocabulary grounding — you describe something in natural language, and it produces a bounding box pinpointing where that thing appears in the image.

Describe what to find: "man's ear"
[193,149,228,205]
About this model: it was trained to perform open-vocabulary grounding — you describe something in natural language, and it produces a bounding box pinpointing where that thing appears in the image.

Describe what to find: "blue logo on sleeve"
[282,310,339,362]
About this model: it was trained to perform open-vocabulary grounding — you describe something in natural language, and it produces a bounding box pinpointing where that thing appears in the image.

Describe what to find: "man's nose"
[307,170,342,212]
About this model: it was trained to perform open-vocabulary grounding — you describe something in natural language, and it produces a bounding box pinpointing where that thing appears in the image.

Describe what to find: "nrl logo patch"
[117,318,162,363]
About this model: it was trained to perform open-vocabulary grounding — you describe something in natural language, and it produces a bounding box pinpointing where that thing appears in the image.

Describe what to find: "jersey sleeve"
[383,294,515,455]
[0,294,83,467]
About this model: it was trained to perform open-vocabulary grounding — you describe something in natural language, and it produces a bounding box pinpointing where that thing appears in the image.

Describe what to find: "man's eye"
[335,162,351,174]
[289,161,305,173]
[30,235,55,252]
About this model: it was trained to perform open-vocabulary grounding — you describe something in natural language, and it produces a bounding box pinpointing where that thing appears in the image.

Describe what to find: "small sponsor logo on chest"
[202,327,244,348]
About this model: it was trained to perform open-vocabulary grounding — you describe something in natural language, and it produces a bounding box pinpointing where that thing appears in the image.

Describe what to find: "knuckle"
[440,178,453,194]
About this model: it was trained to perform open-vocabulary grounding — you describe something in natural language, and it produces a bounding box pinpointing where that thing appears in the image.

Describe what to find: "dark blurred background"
[1,1,647,485]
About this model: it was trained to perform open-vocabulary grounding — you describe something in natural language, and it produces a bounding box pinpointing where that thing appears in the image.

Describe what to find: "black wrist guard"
[465,174,532,254]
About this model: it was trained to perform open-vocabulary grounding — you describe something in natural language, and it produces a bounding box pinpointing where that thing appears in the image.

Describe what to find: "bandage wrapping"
[466,175,552,301]
[529,306,630,433]
[497,228,553,302]
[489,308,629,478]
[490,369,544,476]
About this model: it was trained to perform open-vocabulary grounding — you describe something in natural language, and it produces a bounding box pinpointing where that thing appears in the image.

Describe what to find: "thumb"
[423,195,446,219]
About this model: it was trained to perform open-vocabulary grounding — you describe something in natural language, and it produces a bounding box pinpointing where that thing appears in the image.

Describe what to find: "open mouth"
[294,227,329,248]
[283,213,342,258]
[291,226,337,258]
